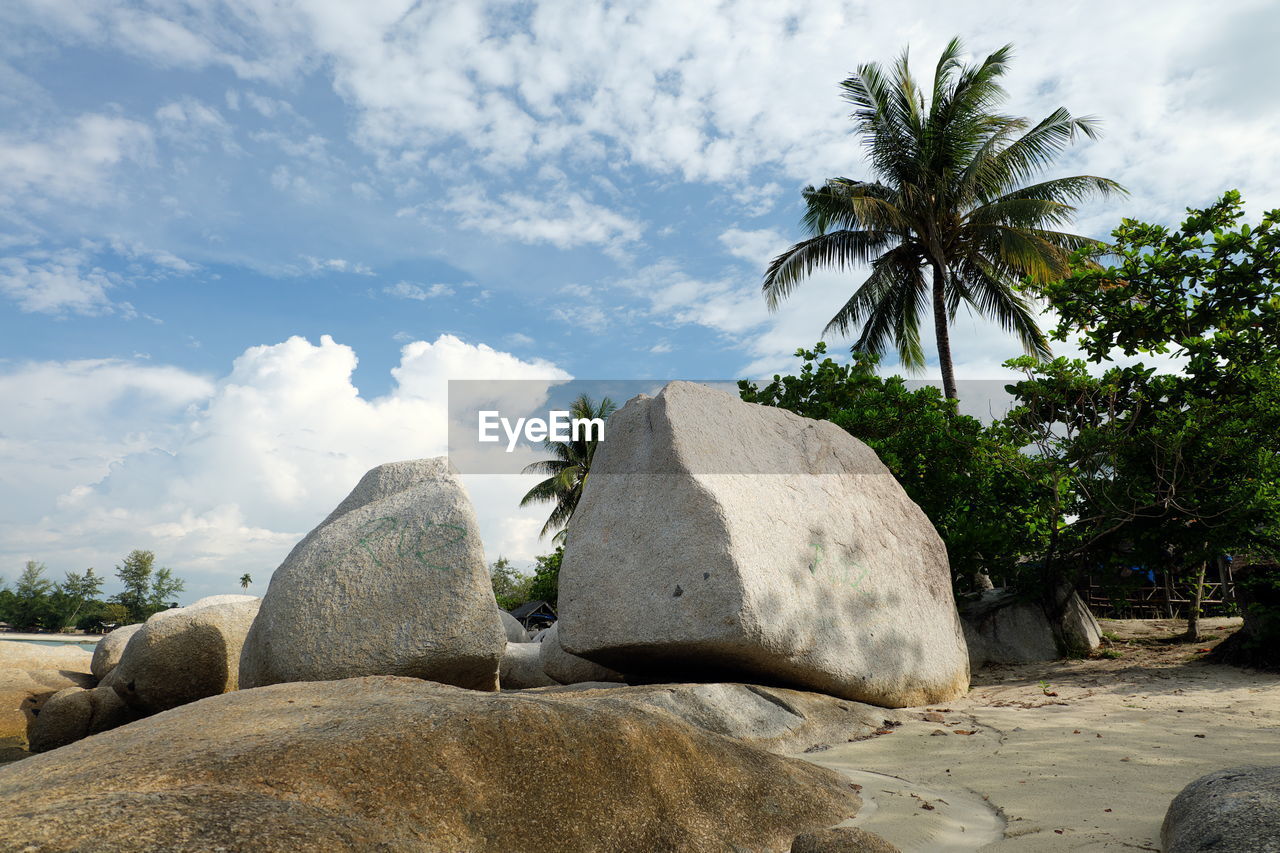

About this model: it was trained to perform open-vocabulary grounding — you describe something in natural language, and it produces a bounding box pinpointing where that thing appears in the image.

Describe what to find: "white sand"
[802,618,1280,851]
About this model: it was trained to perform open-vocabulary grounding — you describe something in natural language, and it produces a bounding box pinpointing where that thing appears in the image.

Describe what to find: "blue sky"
[2,0,1278,600]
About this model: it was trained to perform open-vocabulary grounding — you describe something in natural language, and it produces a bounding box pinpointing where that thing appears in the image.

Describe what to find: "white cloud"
[301,256,374,276]
[443,185,644,251]
[0,113,152,207]
[0,335,571,597]
[0,250,122,316]
[719,227,787,265]
[385,280,455,300]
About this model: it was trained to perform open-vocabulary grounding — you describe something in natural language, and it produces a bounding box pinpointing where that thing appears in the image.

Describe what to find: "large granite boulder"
[558,382,969,708]
[0,676,861,851]
[111,597,261,714]
[240,459,505,691]
[498,642,557,689]
[961,587,1101,668]
[28,685,142,753]
[541,622,624,685]
[1162,766,1280,852]
[91,624,142,679]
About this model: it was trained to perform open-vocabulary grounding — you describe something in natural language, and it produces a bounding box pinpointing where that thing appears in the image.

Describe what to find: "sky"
[2,0,1279,601]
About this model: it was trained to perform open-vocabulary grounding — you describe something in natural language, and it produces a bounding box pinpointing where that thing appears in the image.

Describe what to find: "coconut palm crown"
[763,38,1125,399]
[520,393,617,542]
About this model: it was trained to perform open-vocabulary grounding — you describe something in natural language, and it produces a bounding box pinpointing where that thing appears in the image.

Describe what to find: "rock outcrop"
[0,676,861,852]
[111,597,260,713]
[240,459,505,691]
[961,587,1101,668]
[0,669,94,747]
[1162,765,1280,853]
[499,610,527,642]
[558,382,969,708]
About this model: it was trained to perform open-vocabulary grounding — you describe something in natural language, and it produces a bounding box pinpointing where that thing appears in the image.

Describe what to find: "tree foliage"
[490,556,533,611]
[763,38,1122,399]
[521,394,616,542]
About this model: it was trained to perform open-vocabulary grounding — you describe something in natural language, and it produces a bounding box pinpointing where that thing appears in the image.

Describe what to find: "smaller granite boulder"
[0,642,93,674]
[1162,766,1280,853]
[111,598,261,714]
[28,685,142,753]
[961,587,1101,668]
[499,610,527,643]
[0,669,94,745]
[499,643,557,689]
[541,623,624,685]
[91,624,143,680]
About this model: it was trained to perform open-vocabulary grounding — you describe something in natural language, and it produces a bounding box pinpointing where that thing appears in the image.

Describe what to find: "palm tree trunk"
[931,264,958,401]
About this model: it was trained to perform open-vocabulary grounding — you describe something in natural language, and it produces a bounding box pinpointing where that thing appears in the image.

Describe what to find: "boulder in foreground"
[240,458,505,691]
[111,597,261,714]
[0,676,860,852]
[558,382,969,708]
[1161,765,1280,853]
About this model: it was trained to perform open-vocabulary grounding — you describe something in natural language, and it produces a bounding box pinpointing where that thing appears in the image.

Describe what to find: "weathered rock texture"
[0,676,861,852]
[0,669,94,746]
[558,382,969,708]
[498,642,558,689]
[790,826,902,852]
[240,459,505,691]
[111,597,261,714]
[91,624,142,679]
[533,682,884,755]
[28,685,142,753]
[961,587,1101,668]
[0,642,92,674]
[1161,765,1280,853]
[541,622,623,685]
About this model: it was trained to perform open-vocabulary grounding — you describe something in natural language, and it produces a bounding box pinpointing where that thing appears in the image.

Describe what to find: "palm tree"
[763,39,1125,400]
[239,573,252,590]
[521,393,616,542]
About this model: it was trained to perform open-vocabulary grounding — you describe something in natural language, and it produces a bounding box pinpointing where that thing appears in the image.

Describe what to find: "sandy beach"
[802,617,1280,851]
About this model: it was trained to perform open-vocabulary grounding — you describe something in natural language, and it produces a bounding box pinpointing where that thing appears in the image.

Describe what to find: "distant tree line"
[0,550,186,632]
[490,548,563,611]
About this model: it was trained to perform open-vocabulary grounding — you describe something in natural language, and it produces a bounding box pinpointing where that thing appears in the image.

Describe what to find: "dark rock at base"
[0,676,860,852]
[1161,765,1280,853]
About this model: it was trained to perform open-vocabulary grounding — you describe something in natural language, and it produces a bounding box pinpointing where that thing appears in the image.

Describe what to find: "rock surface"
[498,642,558,689]
[532,682,884,754]
[111,598,261,713]
[961,587,1101,668]
[790,826,902,852]
[0,669,94,746]
[91,624,142,679]
[558,382,969,708]
[541,622,624,685]
[499,610,527,642]
[1161,765,1280,853]
[0,642,92,673]
[28,685,142,753]
[240,459,505,691]
[0,676,861,852]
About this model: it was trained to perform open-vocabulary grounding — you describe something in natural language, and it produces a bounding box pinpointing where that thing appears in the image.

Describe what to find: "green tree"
[57,567,104,629]
[239,573,252,590]
[521,394,617,542]
[762,38,1123,399]
[490,556,533,611]
[528,547,563,608]
[1017,192,1280,645]
[10,561,59,630]
[112,550,186,620]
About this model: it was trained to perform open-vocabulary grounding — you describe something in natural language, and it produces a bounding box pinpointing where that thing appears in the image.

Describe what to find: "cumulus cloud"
[443,185,644,251]
[0,335,572,597]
